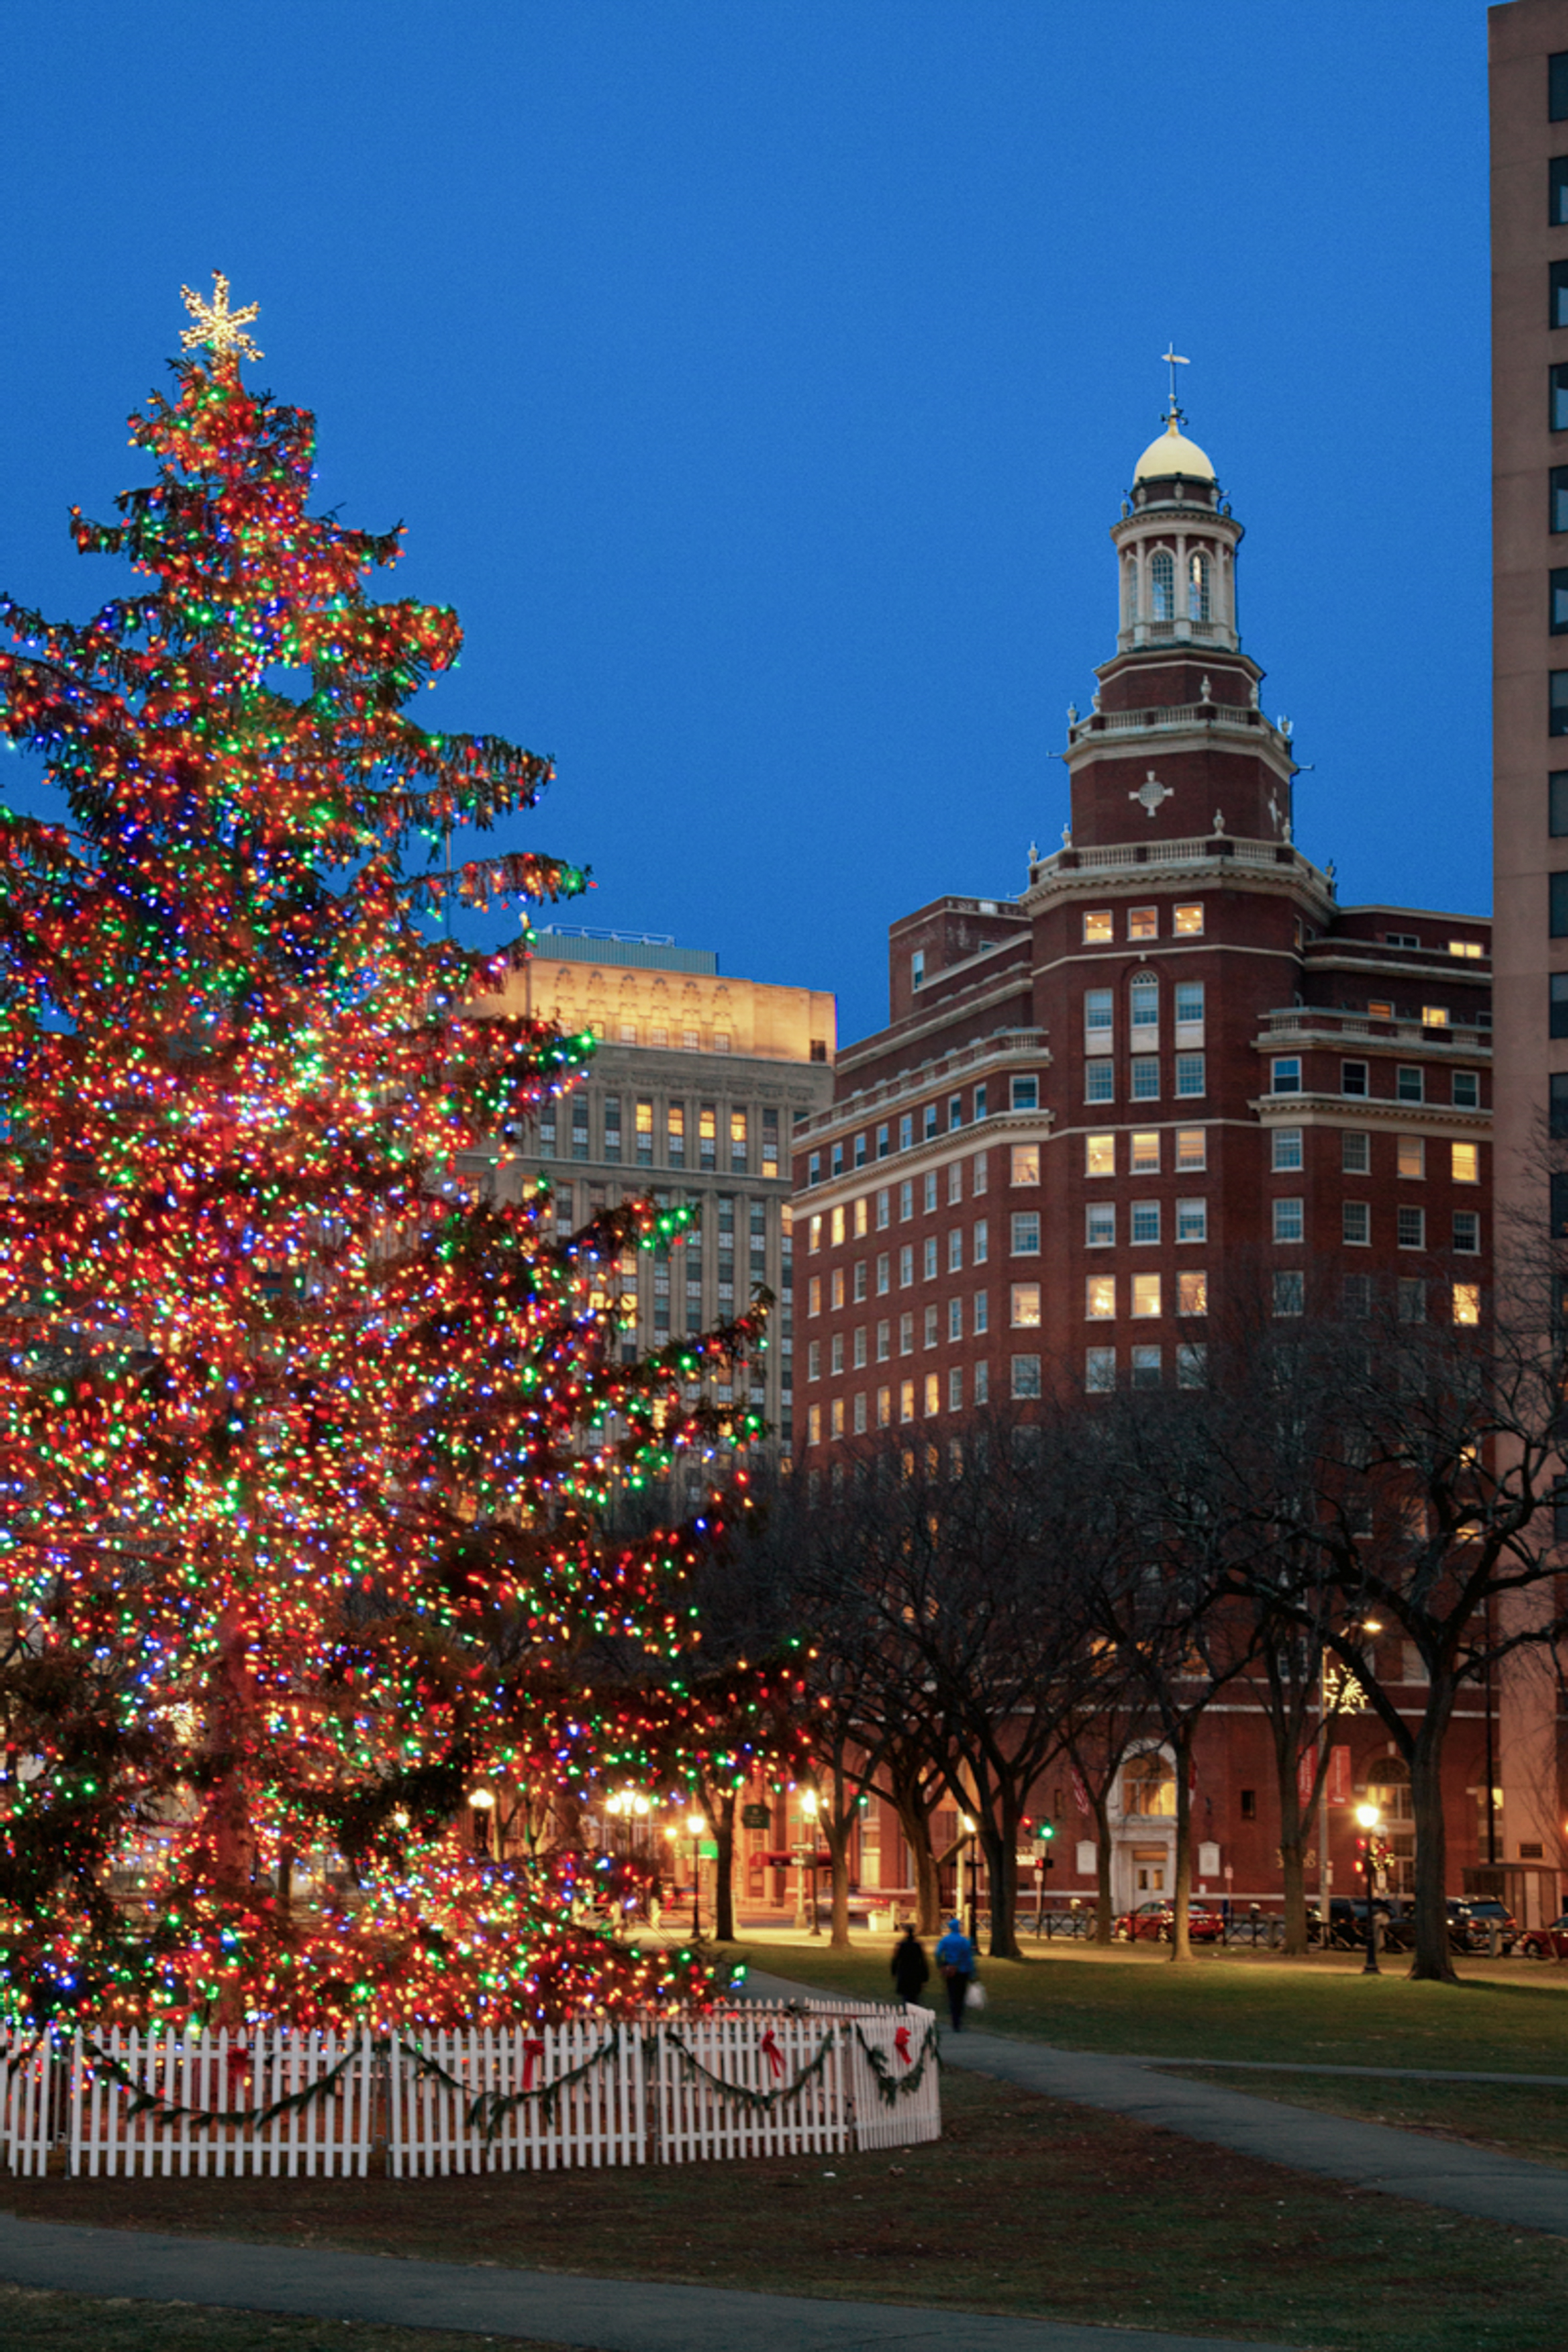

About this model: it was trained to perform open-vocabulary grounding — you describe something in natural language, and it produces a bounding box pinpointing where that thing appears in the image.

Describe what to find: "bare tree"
[843,1417,1106,1958]
[1062,1673,1153,1945]
[1211,1221,1568,1983]
[1073,1389,1260,1962]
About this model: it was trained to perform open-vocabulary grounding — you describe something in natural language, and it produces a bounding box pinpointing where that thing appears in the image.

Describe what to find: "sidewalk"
[0,2210,1295,2352]
[743,1968,1568,2237]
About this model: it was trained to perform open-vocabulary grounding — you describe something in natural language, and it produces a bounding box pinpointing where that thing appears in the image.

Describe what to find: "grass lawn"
[725,1935,1568,2076]
[7,2070,1566,2352]
[1158,2066,1568,2172]
[0,2283,575,2352]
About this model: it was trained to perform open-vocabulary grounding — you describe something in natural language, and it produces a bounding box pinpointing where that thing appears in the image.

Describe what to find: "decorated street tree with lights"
[0,278,771,2030]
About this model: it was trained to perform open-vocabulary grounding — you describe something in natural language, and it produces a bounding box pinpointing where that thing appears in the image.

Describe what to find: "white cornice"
[792,1110,1053,1209]
[1024,843,1337,923]
[836,978,1037,1074]
[1249,1093,1491,1135]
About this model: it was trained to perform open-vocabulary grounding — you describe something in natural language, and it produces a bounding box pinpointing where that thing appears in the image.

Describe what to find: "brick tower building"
[780,402,1504,1919]
[796,400,1491,1437]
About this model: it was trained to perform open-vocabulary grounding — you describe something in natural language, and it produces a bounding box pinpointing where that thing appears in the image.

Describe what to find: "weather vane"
[180,272,263,365]
[1162,342,1189,422]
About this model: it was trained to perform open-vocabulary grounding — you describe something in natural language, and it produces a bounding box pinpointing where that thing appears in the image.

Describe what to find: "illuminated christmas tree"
[0,278,770,2029]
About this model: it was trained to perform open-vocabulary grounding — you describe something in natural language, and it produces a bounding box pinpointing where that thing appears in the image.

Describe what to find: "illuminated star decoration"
[180,270,263,365]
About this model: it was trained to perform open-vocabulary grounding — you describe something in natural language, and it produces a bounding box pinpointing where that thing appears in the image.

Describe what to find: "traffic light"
[1037,1820,1056,1869]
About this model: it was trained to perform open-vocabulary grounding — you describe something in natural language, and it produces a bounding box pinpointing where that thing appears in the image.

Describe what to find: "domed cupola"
[1132,413,1220,500]
[1050,363,1298,856]
[1113,391,1241,655]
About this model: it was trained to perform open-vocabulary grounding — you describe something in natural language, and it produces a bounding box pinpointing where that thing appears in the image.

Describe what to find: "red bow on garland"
[523,2038,546,2090]
[759,2028,784,2080]
[893,2026,911,2065]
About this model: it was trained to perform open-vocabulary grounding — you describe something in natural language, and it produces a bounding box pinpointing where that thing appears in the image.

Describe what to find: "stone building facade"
[482,929,835,1450]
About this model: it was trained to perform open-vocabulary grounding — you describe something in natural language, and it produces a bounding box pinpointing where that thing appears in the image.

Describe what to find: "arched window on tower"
[1129,972,1158,1032]
[1150,550,1175,621]
[1188,551,1211,622]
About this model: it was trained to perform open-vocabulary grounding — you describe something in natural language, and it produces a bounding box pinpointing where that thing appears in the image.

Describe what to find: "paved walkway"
[1133,2056,1568,2086]
[744,1969,1568,2237]
[0,2209,1290,2352]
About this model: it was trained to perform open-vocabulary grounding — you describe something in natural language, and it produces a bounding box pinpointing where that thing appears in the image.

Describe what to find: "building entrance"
[1133,1849,1167,1893]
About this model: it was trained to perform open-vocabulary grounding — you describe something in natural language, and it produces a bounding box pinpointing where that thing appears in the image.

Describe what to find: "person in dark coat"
[890,1924,930,2003]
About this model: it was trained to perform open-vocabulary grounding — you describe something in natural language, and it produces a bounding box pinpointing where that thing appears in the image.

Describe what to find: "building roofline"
[1331,902,1492,929]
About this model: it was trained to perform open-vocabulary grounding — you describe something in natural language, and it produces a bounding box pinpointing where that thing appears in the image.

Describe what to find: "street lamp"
[960,1813,979,1943]
[1316,1617,1381,1944]
[800,1790,821,1936]
[469,1786,495,1857]
[687,1812,706,1936]
[1355,1800,1382,1974]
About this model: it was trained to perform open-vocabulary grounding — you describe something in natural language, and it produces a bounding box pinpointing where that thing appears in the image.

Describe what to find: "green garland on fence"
[67,2014,932,2139]
[657,2024,840,2116]
[852,2018,941,2104]
[400,2033,624,2140]
[75,2030,627,2144]
[78,2033,367,2132]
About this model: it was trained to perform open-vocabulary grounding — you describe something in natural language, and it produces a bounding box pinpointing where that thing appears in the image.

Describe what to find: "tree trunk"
[894,1789,942,1934]
[1169,1729,1194,1963]
[1269,1715,1311,1957]
[1279,1827,1309,1957]
[205,1606,257,1901]
[203,1605,259,2028]
[983,1821,1021,1959]
[1409,1706,1459,1983]
[825,1821,852,1949]
[710,1784,738,1943]
[1092,1789,1115,1943]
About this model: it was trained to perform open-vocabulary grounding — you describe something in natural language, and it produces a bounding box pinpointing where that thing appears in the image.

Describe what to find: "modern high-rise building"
[788,402,1505,1916]
[1490,0,1568,1897]
[480,928,835,1450]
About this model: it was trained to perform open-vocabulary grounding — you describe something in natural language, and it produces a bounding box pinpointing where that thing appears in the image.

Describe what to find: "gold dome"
[1133,414,1217,484]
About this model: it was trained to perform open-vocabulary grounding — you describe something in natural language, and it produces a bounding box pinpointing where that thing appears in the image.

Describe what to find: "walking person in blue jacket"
[935,1916,977,2030]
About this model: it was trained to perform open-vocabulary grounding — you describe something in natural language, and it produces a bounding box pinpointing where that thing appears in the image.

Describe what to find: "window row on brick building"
[1268,1056,1482,1106]
[804,1074,1042,1181]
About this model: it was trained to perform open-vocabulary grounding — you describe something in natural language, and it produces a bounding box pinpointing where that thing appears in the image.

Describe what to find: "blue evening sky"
[0,2,1490,1047]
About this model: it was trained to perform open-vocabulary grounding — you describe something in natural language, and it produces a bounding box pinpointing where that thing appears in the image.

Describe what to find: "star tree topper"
[180,271,263,365]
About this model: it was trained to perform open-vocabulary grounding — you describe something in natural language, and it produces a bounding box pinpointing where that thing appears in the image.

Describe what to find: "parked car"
[1306,1897,1414,1953]
[1518,1914,1568,1960]
[1446,1897,1518,1954]
[1113,1897,1224,1943]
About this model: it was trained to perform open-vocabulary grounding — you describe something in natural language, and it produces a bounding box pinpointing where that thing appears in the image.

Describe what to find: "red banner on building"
[1071,1766,1090,1817]
[1297,1747,1318,1809]
[1328,1744,1352,1807]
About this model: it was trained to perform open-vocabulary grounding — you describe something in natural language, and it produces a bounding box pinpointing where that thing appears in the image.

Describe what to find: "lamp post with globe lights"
[960,1813,979,1943]
[687,1812,707,1936]
[1316,1619,1381,1943]
[800,1789,821,1935]
[1356,1801,1383,1974]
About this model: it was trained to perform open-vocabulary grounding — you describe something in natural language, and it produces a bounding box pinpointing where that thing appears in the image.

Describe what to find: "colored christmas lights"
[0,279,781,2033]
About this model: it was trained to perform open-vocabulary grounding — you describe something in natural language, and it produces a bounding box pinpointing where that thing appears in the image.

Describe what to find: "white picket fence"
[387,2021,647,2176]
[68,2025,380,2178]
[0,2001,939,2178]
[656,2004,848,2163]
